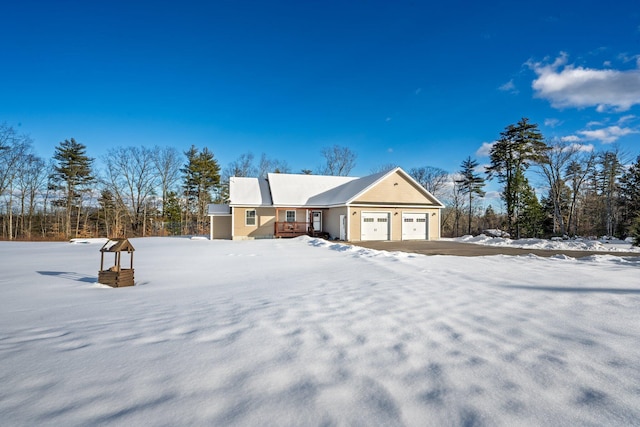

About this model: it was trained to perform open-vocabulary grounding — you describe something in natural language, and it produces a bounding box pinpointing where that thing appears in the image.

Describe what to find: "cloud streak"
[529,53,640,112]
[578,125,639,143]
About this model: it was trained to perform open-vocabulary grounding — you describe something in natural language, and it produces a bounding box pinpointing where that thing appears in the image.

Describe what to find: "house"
[208,167,445,241]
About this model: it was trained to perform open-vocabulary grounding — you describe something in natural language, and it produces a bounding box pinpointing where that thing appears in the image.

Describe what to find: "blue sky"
[2,0,639,185]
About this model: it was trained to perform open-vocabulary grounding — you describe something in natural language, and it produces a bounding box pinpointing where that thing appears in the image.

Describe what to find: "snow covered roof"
[266,173,357,206]
[306,168,391,206]
[100,238,135,252]
[226,167,444,208]
[207,204,231,216]
[229,176,272,206]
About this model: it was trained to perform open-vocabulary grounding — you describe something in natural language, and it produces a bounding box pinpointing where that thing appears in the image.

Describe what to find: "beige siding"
[232,207,276,239]
[211,216,232,239]
[275,208,308,223]
[348,207,440,241]
[354,170,438,205]
[324,207,347,240]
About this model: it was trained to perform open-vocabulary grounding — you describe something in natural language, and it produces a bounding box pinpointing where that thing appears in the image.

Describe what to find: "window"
[286,210,296,222]
[377,217,388,223]
[245,210,256,226]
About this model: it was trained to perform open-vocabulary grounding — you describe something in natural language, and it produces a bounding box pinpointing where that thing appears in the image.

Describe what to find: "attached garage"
[361,212,390,241]
[402,213,428,240]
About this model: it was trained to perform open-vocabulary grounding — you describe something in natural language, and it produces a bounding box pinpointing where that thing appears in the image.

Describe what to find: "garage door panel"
[361,212,390,241]
[402,213,428,240]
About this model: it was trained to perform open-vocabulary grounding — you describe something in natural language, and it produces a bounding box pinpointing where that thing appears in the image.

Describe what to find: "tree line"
[441,118,640,244]
[0,122,358,240]
[1,120,639,244]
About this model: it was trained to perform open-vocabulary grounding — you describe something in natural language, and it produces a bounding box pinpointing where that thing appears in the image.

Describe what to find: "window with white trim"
[245,209,256,226]
[286,210,296,222]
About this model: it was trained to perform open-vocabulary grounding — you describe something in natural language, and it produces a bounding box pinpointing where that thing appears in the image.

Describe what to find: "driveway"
[352,240,640,258]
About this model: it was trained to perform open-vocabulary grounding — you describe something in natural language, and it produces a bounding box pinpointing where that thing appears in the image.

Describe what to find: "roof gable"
[350,168,444,206]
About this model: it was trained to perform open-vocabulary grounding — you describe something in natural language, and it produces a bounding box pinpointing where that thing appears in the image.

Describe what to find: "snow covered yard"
[1,237,639,426]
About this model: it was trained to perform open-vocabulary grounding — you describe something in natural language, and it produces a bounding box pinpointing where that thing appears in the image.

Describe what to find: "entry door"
[312,211,322,231]
[361,212,390,241]
[340,215,346,240]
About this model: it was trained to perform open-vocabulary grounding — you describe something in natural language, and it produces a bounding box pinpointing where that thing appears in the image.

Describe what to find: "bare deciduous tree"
[318,145,357,176]
[152,146,182,217]
[537,140,585,235]
[104,146,157,235]
[258,153,290,177]
[370,163,399,174]
[408,166,449,197]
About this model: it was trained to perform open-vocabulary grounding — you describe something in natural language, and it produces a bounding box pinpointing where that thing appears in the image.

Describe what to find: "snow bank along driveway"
[1,237,639,426]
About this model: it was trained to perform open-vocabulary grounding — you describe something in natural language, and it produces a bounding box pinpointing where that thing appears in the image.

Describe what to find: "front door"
[312,211,322,231]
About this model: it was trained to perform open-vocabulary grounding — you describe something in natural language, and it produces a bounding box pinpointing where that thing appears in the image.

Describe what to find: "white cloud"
[529,53,640,112]
[476,141,495,157]
[567,143,595,153]
[577,125,639,143]
[560,135,581,143]
[498,79,518,94]
[544,118,562,128]
[618,114,636,124]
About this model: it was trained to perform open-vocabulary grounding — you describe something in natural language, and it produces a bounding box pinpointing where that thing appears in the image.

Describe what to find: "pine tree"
[619,155,640,237]
[456,156,485,235]
[517,175,545,238]
[630,215,640,247]
[599,151,623,237]
[52,138,94,239]
[486,118,547,238]
[163,191,182,235]
[182,146,220,234]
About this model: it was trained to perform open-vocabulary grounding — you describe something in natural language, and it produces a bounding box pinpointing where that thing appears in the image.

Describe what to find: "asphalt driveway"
[352,239,640,258]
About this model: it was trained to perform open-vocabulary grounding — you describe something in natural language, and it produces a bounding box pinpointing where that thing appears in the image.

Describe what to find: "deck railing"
[274,221,309,237]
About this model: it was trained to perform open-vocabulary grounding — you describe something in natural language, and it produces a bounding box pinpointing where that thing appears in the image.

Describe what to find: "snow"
[450,234,640,253]
[1,236,640,426]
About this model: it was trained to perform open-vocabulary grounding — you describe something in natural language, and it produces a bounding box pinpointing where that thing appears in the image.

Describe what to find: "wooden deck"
[274,221,309,238]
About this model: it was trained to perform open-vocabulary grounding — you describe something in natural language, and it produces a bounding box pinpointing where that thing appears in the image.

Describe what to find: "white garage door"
[402,213,428,240]
[361,212,390,241]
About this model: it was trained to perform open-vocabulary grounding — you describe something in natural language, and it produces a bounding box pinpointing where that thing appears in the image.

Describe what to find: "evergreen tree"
[98,189,117,237]
[182,146,221,234]
[52,138,94,238]
[486,118,547,238]
[630,215,640,247]
[619,155,640,237]
[163,191,182,235]
[517,178,545,238]
[482,205,499,231]
[456,156,485,235]
[599,150,623,237]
